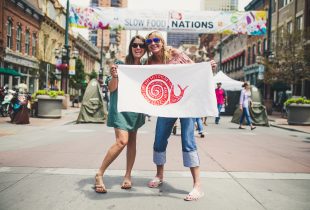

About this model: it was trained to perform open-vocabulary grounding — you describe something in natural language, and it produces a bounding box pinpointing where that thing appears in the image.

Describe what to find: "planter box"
[287,104,310,125]
[37,95,65,118]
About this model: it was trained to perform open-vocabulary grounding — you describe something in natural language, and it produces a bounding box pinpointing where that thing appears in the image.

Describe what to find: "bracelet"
[112,76,118,78]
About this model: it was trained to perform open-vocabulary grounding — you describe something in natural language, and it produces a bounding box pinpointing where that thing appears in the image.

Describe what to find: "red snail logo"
[141,74,188,106]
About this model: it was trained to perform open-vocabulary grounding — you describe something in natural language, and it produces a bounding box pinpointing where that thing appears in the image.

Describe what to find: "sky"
[65,0,252,11]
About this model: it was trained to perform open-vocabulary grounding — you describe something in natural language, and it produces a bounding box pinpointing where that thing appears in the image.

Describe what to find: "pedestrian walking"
[215,82,227,124]
[94,35,146,193]
[195,118,205,138]
[239,82,256,130]
[144,31,216,201]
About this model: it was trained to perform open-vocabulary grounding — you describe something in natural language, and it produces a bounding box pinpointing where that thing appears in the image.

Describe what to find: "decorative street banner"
[117,62,218,117]
[69,59,76,75]
[69,6,267,35]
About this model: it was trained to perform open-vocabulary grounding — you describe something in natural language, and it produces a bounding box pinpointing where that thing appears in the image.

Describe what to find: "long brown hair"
[145,31,171,64]
[125,35,145,65]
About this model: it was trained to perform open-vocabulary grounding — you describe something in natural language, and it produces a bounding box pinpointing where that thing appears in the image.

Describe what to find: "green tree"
[88,70,98,80]
[69,58,86,91]
[265,28,310,95]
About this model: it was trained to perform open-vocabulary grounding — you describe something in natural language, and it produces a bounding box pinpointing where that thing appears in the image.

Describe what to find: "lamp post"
[99,29,104,81]
[61,0,70,94]
[261,0,273,114]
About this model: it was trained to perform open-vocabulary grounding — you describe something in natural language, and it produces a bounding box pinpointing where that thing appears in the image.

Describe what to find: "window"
[16,25,22,52]
[271,31,276,50]
[32,33,36,56]
[263,38,267,54]
[296,16,303,31]
[247,47,251,65]
[279,0,284,8]
[7,20,13,49]
[252,44,256,63]
[109,30,117,44]
[279,0,292,8]
[25,30,30,54]
[111,0,120,7]
[279,26,284,38]
[257,41,261,55]
[272,0,276,13]
[287,21,293,34]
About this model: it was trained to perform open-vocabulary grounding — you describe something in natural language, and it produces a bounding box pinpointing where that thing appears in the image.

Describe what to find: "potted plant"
[284,97,310,125]
[32,90,65,118]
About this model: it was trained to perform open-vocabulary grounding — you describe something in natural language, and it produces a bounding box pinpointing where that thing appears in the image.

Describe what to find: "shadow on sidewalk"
[77,176,188,200]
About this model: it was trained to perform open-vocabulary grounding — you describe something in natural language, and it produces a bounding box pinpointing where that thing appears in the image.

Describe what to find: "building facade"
[74,34,99,76]
[270,0,309,98]
[215,34,247,80]
[90,0,128,65]
[167,33,199,48]
[201,0,238,11]
[244,0,268,90]
[0,0,42,93]
[37,0,99,91]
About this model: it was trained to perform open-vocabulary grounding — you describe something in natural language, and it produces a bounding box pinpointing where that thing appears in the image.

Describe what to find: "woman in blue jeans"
[144,31,216,201]
[239,82,256,130]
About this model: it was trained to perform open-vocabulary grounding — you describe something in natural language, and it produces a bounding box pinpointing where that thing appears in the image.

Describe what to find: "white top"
[239,89,251,108]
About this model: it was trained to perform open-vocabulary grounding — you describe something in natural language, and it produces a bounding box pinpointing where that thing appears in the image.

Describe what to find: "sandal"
[121,180,132,190]
[184,188,204,201]
[94,174,107,193]
[148,177,163,188]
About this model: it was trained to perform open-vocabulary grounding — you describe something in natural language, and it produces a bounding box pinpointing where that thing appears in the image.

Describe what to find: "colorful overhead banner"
[69,6,267,35]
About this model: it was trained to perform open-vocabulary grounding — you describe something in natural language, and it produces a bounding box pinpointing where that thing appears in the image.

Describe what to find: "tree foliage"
[265,28,310,95]
[88,70,98,80]
[69,58,86,90]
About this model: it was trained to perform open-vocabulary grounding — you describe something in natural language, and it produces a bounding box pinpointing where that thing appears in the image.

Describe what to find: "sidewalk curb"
[270,123,310,134]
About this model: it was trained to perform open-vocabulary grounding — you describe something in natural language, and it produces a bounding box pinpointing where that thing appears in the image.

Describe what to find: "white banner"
[70,6,267,35]
[117,62,218,118]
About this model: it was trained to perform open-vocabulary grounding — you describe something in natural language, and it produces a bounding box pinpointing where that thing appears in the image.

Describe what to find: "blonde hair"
[145,31,171,64]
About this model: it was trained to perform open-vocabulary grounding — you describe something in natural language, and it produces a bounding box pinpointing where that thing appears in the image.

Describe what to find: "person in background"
[145,31,216,201]
[239,82,256,130]
[195,118,205,138]
[94,35,146,193]
[215,82,227,124]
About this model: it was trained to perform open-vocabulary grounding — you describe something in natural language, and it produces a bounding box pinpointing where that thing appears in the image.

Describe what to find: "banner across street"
[69,6,267,35]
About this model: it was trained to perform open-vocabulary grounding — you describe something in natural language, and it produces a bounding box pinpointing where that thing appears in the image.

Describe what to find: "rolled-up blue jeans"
[215,104,223,123]
[153,117,200,167]
[239,107,252,125]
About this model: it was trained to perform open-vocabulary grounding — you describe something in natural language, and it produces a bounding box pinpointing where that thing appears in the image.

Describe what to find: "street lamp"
[53,0,72,93]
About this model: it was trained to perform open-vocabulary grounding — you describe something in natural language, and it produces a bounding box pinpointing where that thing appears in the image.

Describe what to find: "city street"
[0,109,310,210]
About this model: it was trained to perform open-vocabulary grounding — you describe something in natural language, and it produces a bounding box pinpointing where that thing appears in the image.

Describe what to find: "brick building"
[0,0,42,93]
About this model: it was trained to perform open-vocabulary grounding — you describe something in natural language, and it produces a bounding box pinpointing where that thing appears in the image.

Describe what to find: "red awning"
[222,50,245,63]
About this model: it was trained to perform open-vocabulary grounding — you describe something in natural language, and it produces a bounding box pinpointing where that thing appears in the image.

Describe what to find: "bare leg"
[190,166,201,190]
[148,164,164,188]
[156,165,164,180]
[95,128,129,191]
[184,166,203,200]
[122,131,137,188]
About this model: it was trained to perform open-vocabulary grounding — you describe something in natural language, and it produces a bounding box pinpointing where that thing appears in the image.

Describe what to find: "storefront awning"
[0,67,22,77]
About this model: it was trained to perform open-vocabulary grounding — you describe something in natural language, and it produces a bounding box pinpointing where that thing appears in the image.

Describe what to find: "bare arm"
[108,64,118,93]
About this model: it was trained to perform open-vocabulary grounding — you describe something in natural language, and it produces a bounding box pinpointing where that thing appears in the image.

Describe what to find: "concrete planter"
[287,104,310,125]
[37,95,65,118]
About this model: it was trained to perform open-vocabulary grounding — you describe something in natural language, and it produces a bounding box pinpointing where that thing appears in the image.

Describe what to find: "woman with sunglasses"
[145,31,216,201]
[95,35,146,193]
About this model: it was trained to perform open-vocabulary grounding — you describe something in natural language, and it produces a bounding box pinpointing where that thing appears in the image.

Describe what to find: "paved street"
[0,108,310,210]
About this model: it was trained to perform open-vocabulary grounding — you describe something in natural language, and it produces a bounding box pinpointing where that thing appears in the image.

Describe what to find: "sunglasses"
[132,43,146,48]
[145,37,161,45]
